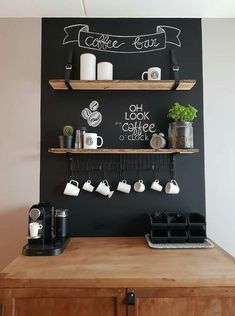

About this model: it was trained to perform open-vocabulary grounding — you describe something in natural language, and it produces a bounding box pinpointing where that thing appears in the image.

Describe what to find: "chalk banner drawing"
[116,104,156,142]
[63,24,181,53]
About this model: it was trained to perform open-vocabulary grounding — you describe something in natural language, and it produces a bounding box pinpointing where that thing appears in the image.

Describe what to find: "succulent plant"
[63,125,74,136]
[167,102,198,122]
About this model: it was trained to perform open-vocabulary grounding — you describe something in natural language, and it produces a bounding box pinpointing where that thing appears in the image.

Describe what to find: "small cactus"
[63,125,74,136]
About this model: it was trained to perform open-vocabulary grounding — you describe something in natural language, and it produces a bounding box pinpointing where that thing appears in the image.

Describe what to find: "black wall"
[40,18,205,236]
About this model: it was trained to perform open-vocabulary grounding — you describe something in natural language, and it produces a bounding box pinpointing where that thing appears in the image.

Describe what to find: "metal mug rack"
[68,153,177,180]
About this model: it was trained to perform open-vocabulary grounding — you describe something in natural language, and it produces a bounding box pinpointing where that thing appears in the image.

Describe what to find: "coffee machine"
[22,202,70,256]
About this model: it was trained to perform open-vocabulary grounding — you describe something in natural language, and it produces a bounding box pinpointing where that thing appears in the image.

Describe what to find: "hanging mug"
[134,180,145,193]
[165,180,180,194]
[63,180,80,196]
[151,179,163,192]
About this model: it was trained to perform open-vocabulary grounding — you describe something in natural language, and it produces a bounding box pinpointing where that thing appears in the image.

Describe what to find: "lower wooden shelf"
[48,148,199,154]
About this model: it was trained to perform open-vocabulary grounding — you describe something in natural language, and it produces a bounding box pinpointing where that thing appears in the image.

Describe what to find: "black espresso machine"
[22,202,70,256]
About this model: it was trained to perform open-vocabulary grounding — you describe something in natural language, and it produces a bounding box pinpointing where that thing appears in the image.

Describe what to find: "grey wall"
[202,18,235,256]
[0,18,41,270]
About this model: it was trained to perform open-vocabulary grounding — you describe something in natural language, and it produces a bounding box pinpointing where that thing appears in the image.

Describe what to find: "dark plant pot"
[59,135,73,148]
[168,122,193,148]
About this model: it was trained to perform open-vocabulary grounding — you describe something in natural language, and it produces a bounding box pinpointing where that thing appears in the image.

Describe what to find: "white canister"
[97,62,113,80]
[80,53,96,80]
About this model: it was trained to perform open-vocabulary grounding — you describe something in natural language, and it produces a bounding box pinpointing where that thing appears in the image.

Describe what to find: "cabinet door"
[3,288,126,316]
[0,289,3,316]
[127,287,235,316]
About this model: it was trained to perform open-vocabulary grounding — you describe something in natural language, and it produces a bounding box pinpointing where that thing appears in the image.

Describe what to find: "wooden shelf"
[49,79,196,91]
[48,148,199,154]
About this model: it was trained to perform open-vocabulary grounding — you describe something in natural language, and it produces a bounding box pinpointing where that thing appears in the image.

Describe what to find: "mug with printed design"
[142,67,161,80]
[84,133,103,149]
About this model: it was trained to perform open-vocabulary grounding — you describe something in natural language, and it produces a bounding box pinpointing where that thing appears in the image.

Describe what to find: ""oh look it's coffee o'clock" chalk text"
[116,104,156,142]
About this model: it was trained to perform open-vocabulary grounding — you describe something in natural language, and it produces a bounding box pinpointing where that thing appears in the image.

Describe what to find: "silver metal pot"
[168,122,193,148]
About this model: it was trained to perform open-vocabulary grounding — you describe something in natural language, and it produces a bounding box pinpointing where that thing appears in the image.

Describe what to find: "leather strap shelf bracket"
[64,47,75,89]
[170,49,180,90]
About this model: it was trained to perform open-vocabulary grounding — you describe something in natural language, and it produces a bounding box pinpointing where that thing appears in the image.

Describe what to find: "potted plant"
[167,102,197,148]
[59,125,74,149]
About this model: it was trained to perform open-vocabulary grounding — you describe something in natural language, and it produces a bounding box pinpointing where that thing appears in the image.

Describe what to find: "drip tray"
[22,238,70,256]
[145,234,214,249]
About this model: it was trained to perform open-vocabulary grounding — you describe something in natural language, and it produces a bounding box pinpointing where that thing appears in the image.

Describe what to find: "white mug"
[84,133,103,149]
[134,180,145,193]
[97,62,113,80]
[64,180,80,196]
[142,67,161,80]
[95,180,110,196]
[151,179,163,192]
[82,180,94,193]
[29,222,43,238]
[165,179,180,194]
[107,190,114,199]
[117,180,131,194]
[80,53,96,80]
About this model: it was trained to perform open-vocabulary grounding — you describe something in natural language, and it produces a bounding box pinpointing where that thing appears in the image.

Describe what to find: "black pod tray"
[170,227,188,243]
[188,213,206,226]
[150,229,169,244]
[168,212,187,228]
[149,213,168,228]
[188,227,206,243]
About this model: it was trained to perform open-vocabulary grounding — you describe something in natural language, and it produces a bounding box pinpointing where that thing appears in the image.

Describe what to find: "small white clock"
[150,133,166,149]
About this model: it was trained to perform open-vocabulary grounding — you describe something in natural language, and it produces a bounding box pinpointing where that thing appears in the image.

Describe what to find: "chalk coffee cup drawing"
[80,53,96,80]
[134,180,145,193]
[29,222,43,238]
[165,180,180,194]
[82,180,94,193]
[63,180,80,196]
[84,133,103,149]
[117,180,131,194]
[151,179,163,192]
[142,67,161,80]
[97,62,113,80]
[95,180,110,196]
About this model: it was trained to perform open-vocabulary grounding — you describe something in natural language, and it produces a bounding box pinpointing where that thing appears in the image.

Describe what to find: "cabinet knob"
[127,291,136,305]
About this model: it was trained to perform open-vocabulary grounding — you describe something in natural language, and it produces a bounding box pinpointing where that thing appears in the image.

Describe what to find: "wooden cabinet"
[2,288,126,316]
[1,238,235,316]
[127,288,235,316]
[2,287,235,316]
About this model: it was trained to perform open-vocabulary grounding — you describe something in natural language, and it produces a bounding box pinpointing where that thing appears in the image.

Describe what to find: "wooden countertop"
[0,237,235,288]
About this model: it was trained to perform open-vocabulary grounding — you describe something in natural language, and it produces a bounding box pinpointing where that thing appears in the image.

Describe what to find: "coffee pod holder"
[150,228,169,243]
[149,211,207,245]
[170,227,188,243]
[188,213,207,243]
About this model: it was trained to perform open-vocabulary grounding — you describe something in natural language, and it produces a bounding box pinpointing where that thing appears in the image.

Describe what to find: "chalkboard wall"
[40,18,205,236]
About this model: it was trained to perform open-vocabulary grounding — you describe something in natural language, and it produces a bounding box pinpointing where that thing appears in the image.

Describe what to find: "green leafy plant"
[63,125,74,136]
[167,102,198,122]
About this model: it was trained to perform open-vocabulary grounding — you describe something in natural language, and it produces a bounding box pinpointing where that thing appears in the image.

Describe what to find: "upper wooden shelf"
[49,79,196,91]
[48,148,199,155]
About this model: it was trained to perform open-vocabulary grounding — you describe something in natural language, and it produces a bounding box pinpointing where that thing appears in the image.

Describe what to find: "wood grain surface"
[0,288,3,316]
[49,79,196,91]
[1,237,235,289]
[127,287,235,316]
[3,288,126,316]
[48,148,199,154]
